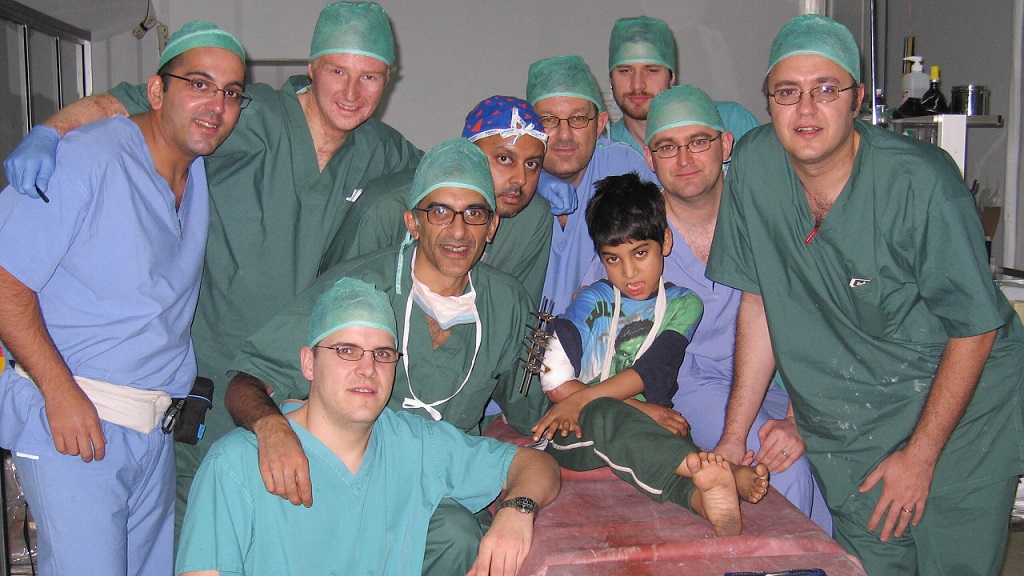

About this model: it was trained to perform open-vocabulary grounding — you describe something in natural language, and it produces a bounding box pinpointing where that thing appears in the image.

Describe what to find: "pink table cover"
[484,420,865,576]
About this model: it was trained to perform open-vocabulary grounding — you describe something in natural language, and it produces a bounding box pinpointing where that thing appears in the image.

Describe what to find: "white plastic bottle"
[901,56,928,103]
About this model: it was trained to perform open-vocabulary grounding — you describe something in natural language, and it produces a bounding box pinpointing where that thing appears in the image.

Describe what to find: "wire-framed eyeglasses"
[314,344,402,363]
[162,73,252,109]
[413,204,493,226]
[538,114,597,130]
[769,84,857,106]
[650,133,722,159]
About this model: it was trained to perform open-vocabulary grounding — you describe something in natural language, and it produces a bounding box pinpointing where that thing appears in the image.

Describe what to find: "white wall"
[20,0,1020,267]
[834,0,1023,269]
[17,0,161,92]
[146,0,803,149]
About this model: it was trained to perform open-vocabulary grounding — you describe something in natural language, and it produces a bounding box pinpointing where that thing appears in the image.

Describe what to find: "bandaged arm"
[539,318,686,406]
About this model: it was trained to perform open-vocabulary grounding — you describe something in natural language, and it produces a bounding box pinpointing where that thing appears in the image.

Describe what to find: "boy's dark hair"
[585,172,667,251]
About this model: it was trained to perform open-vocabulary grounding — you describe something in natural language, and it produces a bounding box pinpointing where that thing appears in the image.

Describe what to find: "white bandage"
[539,333,576,393]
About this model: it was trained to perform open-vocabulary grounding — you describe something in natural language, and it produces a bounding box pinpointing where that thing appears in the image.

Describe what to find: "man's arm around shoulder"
[225,372,313,507]
[468,447,560,576]
[5,93,127,197]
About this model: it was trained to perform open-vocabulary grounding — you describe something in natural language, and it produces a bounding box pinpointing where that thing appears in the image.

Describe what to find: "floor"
[1001,523,1024,576]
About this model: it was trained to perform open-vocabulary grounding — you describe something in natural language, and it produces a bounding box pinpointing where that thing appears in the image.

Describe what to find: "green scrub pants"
[422,498,492,575]
[832,475,1017,575]
[546,397,698,510]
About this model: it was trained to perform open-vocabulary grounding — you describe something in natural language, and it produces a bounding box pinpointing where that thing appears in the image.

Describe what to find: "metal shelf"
[888,114,1004,177]
[890,114,1003,129]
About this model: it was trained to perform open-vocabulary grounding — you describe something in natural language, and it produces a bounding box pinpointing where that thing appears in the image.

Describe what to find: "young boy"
[531,173,769,536]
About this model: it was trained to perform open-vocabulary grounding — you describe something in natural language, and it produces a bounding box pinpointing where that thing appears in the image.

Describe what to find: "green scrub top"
[231,246,547,436]
[320,168,552,306]
[707,120,1024,509]
[176,410,515,576]
[109,76,422,458]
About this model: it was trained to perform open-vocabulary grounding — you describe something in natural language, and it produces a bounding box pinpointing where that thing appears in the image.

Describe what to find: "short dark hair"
[585,172,667,252]
[156,55,185,92]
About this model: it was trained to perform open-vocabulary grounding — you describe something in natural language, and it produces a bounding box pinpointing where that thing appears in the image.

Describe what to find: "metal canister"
[951,85,990,115]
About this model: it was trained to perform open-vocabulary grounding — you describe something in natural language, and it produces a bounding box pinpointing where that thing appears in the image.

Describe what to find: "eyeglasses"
[314,344,402,363]
[162,73,252,109]
[769,84,857,106]
[413,204,493,226]
[650,133,722,159]
[538,114,596,130]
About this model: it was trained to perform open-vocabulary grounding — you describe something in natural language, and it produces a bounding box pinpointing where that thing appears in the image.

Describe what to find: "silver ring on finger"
[902,507,912,514]
[781,450,789,457]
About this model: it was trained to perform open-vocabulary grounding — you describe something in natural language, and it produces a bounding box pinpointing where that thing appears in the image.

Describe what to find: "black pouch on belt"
[162,377,214,444]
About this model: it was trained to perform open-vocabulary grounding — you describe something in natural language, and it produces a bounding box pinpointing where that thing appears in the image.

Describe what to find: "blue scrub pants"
[14,421,175,576]
[675,378,834,534]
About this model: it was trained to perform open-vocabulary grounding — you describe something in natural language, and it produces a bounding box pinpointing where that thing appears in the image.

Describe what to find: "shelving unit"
[890,114,1004,176]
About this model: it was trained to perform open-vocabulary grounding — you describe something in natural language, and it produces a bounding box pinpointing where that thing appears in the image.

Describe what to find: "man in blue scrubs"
[527,55,656,314]
[582,84,832,532]
[0,23,246,576]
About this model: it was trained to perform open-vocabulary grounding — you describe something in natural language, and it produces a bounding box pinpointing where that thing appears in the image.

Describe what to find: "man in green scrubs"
[707,15,1024,575]
[3,2,421,532]
[177,278,560,576]
[606,16,760,154]
[226,139,547,575]
[324,95,551,305]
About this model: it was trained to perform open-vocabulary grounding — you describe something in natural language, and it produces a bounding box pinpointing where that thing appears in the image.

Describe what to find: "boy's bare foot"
[686,451,742,536]
[733,462,770,503]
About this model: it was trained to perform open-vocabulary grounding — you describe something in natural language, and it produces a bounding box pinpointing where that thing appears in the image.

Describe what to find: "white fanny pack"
[15,365,171,434]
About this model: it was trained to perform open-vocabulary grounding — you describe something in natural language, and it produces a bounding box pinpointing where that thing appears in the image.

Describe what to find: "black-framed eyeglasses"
[769,84,857,106]
[538,114,597,130]
[314,344,402,363]
[650,133,722,159]
[162,73,252,109]
[413,204,493,226]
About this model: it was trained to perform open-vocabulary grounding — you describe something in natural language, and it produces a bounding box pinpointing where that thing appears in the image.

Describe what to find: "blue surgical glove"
[536,171,578,216]
[4,125,61,199]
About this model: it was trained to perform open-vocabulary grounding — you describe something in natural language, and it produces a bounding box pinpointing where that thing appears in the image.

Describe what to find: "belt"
[15,365,171,434]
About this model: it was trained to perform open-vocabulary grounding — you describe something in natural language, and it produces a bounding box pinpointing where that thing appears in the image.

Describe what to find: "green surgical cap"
[310,1,395,65]
[158,21,245,70]
[645,85,725,145]
[408,138,495,209]
[608,16,676,74]
[768,14,860,81]
[527,55,605,112]
[308,277,397,347]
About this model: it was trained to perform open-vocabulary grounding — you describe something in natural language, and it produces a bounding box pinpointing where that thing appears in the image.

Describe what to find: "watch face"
[500,496,538,514]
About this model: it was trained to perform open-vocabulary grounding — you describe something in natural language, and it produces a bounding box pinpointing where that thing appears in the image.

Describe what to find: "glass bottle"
[920,65,950,115]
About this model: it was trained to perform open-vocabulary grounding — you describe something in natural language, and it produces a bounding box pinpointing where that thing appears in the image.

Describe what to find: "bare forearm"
[720,292,776,446]
[45,93,127,137]
[0,267,74,392]
[905,331,995,465]
[225,372,285,431]
[503,447,561,508]
[580,369,645,402]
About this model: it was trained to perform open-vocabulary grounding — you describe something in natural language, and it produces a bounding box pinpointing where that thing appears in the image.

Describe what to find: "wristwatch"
[496,496,538,515]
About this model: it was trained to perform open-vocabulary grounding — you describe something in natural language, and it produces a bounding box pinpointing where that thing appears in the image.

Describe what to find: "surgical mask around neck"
[411,269,478,330]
